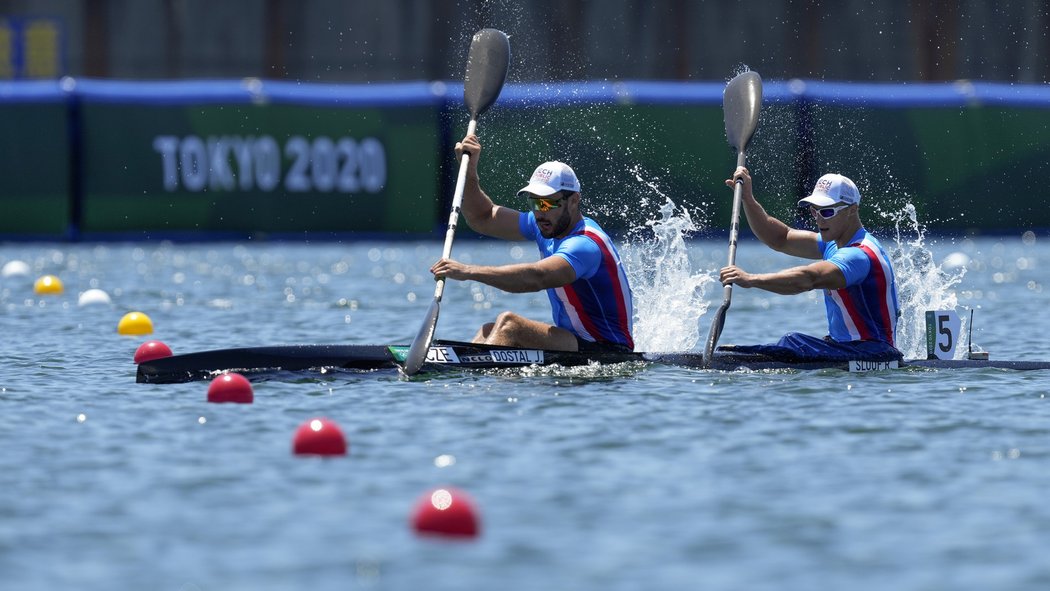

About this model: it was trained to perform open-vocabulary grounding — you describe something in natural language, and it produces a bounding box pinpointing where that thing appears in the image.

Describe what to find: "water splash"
[881,202,966,358]
[622,180,713,352]
[729,64,753,80]
[505,359,647,380]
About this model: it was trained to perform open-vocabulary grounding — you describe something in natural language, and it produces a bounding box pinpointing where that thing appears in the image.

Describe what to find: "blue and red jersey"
[820,228,900,346]
[519,212,635,350]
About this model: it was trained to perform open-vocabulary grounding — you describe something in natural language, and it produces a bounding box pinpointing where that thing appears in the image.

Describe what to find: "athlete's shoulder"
[578,217,622,246]
[853,230,894,260]
[581,216,610,233]
[852,227,887,245]
[559,230,601,254]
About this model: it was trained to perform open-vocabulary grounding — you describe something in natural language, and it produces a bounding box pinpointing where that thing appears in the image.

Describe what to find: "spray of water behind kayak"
[620,166,714,353]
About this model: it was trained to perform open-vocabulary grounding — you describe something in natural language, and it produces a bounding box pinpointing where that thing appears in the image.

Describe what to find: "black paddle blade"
[703,298,731,364]
[404,299,440,375]
[723,71,763,152]
[463,28,510,118]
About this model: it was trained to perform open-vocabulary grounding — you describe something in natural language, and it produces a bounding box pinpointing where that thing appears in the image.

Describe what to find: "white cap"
[517,161,581,197]
[797,173,861,208]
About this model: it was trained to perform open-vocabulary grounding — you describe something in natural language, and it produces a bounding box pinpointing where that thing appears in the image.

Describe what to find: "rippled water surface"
[2,236,1049,591]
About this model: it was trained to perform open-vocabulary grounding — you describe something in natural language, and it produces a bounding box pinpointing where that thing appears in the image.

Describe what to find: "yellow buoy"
[118,311,154,335]
[34,275,64,295]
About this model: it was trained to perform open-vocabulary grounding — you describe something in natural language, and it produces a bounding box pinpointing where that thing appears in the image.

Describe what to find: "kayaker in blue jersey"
[429,133,634,352]
[717,167,902,361]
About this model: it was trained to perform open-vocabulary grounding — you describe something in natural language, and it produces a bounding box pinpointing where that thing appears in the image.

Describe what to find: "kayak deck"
[134,340,1050,384]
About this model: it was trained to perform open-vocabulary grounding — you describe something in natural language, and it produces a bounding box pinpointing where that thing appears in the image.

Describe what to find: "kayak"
[135,340,1050,384]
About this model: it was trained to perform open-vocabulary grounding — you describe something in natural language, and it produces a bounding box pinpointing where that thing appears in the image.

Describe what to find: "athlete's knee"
[471,322,495,344]
[492,311,525,331]
[490,312,530,341]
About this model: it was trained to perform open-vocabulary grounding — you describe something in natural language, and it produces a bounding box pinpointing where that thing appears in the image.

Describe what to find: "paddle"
[403,28,511,376]
[702,71,763,366]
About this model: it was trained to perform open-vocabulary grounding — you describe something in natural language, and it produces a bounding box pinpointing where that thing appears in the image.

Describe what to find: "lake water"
[2,229,1049,591]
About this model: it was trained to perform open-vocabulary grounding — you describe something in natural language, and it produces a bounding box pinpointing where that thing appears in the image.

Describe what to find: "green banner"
[795,102,1050,232]
[79,99,441,236]
[0,101,70,236]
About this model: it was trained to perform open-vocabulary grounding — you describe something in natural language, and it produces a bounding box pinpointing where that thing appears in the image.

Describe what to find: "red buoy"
[206,373,254,404]
[133,340,173,364]
[292,418,347,456]
[411,487,480,538]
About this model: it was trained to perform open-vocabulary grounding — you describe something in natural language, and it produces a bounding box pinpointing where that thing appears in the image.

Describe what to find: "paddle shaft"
[724,150,747,283]
[703,149,746,361]
[403,119,475,374]
[432,118,477,302]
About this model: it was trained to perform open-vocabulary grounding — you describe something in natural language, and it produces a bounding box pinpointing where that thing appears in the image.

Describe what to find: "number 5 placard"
[925,310,961,360]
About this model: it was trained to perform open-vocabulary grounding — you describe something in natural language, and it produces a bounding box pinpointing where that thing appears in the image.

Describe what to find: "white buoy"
[1,260,30,278]
[78,288,113,306]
